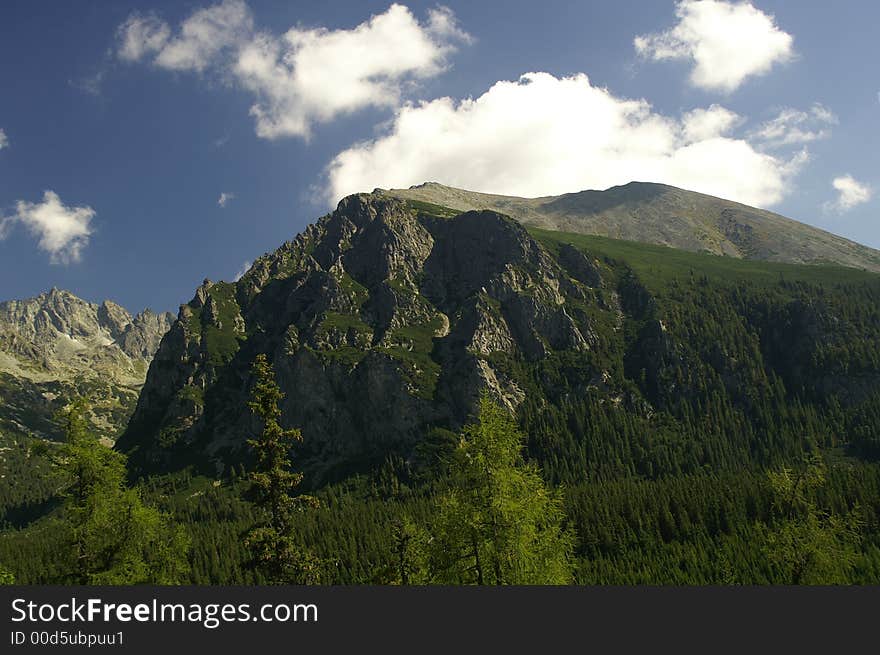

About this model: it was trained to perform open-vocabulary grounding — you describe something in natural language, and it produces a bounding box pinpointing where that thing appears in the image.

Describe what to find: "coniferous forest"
[2,229,880,586]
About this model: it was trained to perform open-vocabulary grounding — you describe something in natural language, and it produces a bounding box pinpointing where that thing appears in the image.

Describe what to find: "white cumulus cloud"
[116,1,470,139]
[3,191,95,264]
[237,4,469,140]
[681,104,742,141]
[826,175,873,213]
[326,72,807,208]
[751,104,837,148]
[218,192,236,208]
[0,128,8,150]
[635,0,794,92]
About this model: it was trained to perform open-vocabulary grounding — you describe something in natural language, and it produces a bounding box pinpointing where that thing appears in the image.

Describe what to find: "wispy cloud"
[117,12,173,63]
[115,1,471,139]
[750,103,837,148]
[635,0,794,93]
[69,70,106,96]
[233,260,251,281]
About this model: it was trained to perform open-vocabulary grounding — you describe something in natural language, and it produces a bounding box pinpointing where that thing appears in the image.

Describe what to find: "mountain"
[119,190,880,487]
[380,182,880,272]
[0,288,173,442]
[6,189,880,585]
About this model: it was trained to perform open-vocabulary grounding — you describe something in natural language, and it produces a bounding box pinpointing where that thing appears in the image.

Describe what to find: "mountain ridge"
[380,181,880,272]
[0,287,173,384]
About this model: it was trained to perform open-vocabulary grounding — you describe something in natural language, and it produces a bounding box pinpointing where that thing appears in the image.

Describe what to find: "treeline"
[2,364,877,585]
[4,460,878,585]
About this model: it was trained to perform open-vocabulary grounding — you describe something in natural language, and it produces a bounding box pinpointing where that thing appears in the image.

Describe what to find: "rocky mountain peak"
[1,288,105,343]
[120,191,606,479]
[0,289,173,383]
[98,300,134,341]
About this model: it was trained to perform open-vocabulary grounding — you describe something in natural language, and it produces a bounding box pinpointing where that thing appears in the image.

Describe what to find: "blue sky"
[0,0,877,314]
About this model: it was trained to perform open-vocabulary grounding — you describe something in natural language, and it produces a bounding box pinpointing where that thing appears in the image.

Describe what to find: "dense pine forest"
[2,229,880,585]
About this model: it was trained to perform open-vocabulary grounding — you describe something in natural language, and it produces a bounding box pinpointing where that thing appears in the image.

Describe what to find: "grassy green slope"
[530,228,880,290]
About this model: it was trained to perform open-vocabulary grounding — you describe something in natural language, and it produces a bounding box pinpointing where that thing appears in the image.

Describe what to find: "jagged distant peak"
[0,288,173,384]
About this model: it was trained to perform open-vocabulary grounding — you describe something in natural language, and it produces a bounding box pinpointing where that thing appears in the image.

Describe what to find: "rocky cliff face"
[0,289,173,441]
[119,194,615,479]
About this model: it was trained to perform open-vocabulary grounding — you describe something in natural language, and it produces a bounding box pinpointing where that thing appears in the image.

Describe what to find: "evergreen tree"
[765,454,863,584]
[57,399,190,584]
[244,354,321,584]
[426,394,575,584]
[390,517,429,585]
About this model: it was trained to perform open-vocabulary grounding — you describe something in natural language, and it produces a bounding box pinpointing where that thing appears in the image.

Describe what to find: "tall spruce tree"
[57,399,190,584]
[244,354,320,584]
[425,393,575,584]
